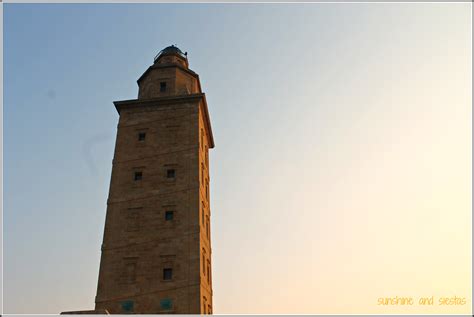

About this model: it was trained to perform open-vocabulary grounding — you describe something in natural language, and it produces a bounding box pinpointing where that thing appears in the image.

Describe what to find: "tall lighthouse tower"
[94,45,214,314]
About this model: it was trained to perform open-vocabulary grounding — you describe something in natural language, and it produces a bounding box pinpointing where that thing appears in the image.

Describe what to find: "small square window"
[138,132,146,141]
[160,82,167,92]
[163,268,173,280]
[160,298,173,310]
[134,171,143,181]
[165,211,174,221]
[167,169,175,179]
[121,300,134,313]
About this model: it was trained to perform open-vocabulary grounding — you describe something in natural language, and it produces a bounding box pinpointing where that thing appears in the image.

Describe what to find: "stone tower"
[94,45,214,314]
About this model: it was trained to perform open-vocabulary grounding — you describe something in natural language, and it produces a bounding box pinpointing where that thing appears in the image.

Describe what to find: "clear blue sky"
[3,3,471,314]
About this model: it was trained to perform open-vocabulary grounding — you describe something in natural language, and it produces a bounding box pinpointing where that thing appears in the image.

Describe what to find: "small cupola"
[153,45,189,68]
[137,45,200,99]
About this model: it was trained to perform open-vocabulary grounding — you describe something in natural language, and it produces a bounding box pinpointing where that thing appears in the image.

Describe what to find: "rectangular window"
[160,82,167,92]
[163,268,173,280]
[121,300,134,313]
[160,298,173,310]
[167,169,175,179]
[138,132,146,141]
[165,210,174,221]
[134,171,143,181]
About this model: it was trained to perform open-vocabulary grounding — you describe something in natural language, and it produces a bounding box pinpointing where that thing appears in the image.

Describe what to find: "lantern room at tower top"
[154,44,188,63]
[116,44,215,148]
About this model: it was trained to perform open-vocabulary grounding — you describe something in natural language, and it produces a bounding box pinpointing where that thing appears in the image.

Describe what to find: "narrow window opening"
[121,300,134,313]
[160,298,173,310]
[165,210,174,221]
[160,82,167,92]
[167,169,176,179]
[163,268,173,280]
[138,132,146,141]
[134,171,143,181]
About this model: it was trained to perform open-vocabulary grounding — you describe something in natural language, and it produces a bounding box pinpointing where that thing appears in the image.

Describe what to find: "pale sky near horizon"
[3,3,472,315]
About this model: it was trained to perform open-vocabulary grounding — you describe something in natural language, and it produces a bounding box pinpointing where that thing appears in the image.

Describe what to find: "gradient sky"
[3,3,472,315]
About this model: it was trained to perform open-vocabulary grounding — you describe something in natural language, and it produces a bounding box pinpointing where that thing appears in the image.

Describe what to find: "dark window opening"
[160,298,173,310]
[121,300,134,313]
[134,171,143,181]
[138,132,146,141]
[167,169,176,179]
[163,268,173,280]
[165,210,174,221]
[160,82,167,92]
